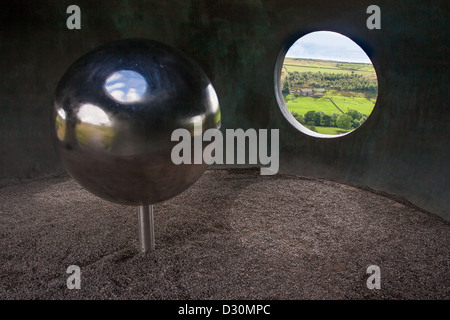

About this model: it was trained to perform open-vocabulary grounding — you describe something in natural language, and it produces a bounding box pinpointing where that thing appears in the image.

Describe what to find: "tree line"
[291,109,368,132]
[284,70,377,92]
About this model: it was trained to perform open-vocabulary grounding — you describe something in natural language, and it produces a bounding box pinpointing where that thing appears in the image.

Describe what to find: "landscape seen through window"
[281,31,378,135]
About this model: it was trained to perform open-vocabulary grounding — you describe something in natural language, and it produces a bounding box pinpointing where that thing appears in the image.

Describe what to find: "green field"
[284,58,375,71]
[284,64,356,77]
[281,58,376,80]
[286,95,339,115]
[285,90,376,116]
[282,58,377,135]
[313,126,351,135]
[282,58,377,80]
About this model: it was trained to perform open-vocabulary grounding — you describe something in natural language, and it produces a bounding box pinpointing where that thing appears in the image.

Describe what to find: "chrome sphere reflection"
[53,39,221,205]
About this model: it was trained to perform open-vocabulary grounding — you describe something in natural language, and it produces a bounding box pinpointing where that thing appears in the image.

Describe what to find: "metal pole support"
[137,205,155,252]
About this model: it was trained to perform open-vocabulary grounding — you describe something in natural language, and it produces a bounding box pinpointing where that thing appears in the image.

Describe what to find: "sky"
[104,70,148,103]
[285,31,372,64]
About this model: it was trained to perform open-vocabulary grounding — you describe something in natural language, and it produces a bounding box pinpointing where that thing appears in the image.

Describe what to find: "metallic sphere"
[52,39,221,205]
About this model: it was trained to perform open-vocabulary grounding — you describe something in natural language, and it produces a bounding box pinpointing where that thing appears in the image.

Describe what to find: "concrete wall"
[0,0,448,219]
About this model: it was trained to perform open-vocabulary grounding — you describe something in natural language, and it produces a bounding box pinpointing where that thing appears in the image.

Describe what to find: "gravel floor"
[0,169,448,299]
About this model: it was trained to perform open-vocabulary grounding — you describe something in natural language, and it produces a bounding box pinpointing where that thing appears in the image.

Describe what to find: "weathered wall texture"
[0,1,448,218]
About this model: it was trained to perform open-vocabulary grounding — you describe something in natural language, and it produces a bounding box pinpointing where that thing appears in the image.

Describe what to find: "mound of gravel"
[0,169,448,299]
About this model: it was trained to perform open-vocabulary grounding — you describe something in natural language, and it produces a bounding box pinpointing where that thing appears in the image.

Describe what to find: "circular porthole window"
[276,31,378,137]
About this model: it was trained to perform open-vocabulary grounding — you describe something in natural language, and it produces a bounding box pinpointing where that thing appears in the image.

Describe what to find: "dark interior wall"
[0,1,448,219]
